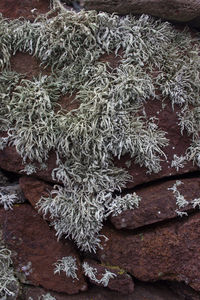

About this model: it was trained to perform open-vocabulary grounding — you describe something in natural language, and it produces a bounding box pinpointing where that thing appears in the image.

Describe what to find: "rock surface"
[83,0,200,23]
[111,177,200,230]
[21,282,184,300]
[0,204,87,294]
[98,212,200,291]
[0,0,50,20]
[19,176,52,211]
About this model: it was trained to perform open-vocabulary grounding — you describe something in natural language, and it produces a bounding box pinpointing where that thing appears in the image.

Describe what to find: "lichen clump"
[0,2,200,251]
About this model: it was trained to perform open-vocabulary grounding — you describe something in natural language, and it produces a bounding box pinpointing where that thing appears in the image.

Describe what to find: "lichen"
[0,247,18,298]
[1,1,200,251]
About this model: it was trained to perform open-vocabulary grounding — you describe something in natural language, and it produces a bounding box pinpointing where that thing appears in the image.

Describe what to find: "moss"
[100,263,126,275]
[0,1,200,251]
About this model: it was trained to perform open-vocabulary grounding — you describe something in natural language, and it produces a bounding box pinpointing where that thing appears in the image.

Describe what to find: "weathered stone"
[0,204,87,294]
[21,281,184,300]
[0,0,50,20]
[0,169,9,186]
[83,0,200,23]
[0,145,56,183]
[10,52,51,81]
[168,281,200,300]
[19,176,52,210]
[83,258,134,294]
[111,177,200,230]
[98,213,200,291]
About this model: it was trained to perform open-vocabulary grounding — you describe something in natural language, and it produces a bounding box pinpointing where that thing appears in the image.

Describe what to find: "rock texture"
[21,282,184,300]
[83,0,200,23]
[0,204,87,294]
[0,0,50,20]
[111,177,200,230]
[19,176,52,211]
[98,212,200,291]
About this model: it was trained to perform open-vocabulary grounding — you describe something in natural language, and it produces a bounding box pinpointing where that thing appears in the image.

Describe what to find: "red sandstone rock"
[21,282,184,300]
[97,213,200,291]
[0,204,87,294]
[83,0,200,23]
[19,176,52,210]
[83,259,134,294]
[0,0,50,20]
[111,177,200,230]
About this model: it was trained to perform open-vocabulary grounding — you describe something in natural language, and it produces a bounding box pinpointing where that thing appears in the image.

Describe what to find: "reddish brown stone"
[19,176,52,210]
[83,0,200,23]
[111,177,200,230]
[0,0,50,20]
[0,146,57,183]
[83,259,134,294]
[97,213,200,291]
[10,52,51,80]
[0,204,87,294]
[21,282,184,300]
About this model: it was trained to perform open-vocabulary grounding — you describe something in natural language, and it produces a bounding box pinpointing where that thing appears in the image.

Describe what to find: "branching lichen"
[54,256,78,280]
[0,247,18,298]
[1,4,200,251]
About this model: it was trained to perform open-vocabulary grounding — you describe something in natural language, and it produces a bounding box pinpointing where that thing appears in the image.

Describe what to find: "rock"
[83,0,200,23]
[97,212,200,291]
[0,204,87,294]
[168,281,200,300]
[110,177,200,230]
[0,169,9,185]
[83,259,134,294]
[21,281,184,300]
[0,0,50,20]
[19,176,52,211]
[0,145,57,183]
[10,52,51,81]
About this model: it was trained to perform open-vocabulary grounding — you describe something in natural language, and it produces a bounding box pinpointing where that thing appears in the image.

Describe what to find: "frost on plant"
[0,247,18,298]
[82,262,117,287]
[1,5,200,251]
[54,256,78,280]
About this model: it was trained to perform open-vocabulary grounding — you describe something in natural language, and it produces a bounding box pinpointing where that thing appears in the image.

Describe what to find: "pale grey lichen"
[0,247,18,298]
[168,180,189,209]
[0,191,17,210]
[82,261,117,287]
[1,3,200,251]
[54,256,78,280]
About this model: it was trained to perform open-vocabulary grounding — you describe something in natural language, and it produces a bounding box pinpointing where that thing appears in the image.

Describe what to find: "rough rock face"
[111,177,200,230]
[0,0,50,19]
[83,0,200,23]
[19,176,52,210]
[98,212,200,291]
[0,204,87,294]
[21,283,185,300]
